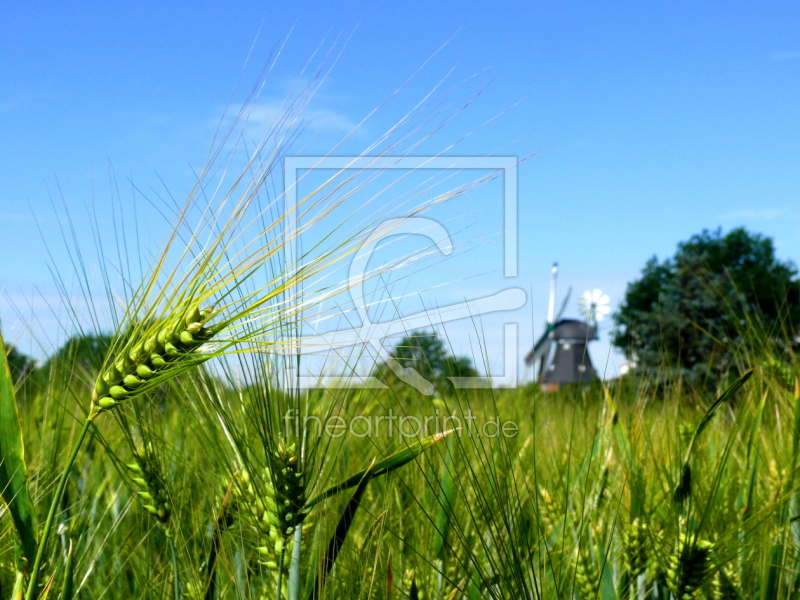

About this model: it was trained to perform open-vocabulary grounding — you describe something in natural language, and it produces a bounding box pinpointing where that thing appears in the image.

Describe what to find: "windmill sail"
[546,263,558,324]
[525,287,571,375]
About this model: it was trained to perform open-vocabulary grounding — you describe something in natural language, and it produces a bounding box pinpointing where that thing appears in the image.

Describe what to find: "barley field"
[2,56,799,600]
[3,310,800,600]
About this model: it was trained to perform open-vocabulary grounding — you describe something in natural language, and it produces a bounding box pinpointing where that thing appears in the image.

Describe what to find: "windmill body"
[540,319,597,386]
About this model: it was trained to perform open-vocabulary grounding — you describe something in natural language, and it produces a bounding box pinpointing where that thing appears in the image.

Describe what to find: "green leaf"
[36,570,56,600]
[433,435,454,563]
[0,331,38,571]
[765,543,783,600]
[307,429,455,507]
[11,571,24,600]
[59,540,75,600]
[693,369,754,441]
[741,390,768,519]
[203,480,235,600]
[308,461,375,600]
[674,369,754,503]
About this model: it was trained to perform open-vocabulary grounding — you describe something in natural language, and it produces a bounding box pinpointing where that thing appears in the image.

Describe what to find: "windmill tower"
[525,266,608,390]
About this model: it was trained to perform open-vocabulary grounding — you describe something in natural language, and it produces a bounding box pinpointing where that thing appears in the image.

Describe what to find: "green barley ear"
[229,463,309,598]
[621,518,650,600]
[666,534,715,599]
[678,423,694,452]
[270,441,307,538]
[537,486,561,538]
[711,568,741,600]
[229,472,273,575]
[592,450,612,510]
[127,444,171,527]
[623,518,649,577]
[91,304,215,416]
[574,545,600,600]
[403,569,423,600]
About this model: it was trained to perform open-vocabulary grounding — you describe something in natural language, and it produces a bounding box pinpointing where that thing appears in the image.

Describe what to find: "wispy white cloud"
[213,99,360,142]
[770,51,800,61]
[721,208,784,220]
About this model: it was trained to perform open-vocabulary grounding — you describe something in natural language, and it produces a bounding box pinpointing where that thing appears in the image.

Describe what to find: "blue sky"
[2,1,800,380]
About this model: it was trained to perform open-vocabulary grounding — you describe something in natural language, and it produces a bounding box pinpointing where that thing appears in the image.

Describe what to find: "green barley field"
[2,78,800,600]
[3,330,799,599]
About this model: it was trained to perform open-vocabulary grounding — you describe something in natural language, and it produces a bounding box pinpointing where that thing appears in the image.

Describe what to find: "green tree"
[613,227,800,385]
[372,330,479,394]
[4,342,35,386]
[39,333,112,380]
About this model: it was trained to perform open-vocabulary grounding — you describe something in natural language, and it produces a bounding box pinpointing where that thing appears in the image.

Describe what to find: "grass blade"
[307,429,455,507]
[35,571,56,600]
[386,553,394,600]
[0,331,38,571]
[308,460,375,600]
[434,435,455,576]
[203,480,235,600]
[59,540,74,600]
[673,369,754,503]
[11,571,24,600]
[694,369,755,440]
[742,390,768,519]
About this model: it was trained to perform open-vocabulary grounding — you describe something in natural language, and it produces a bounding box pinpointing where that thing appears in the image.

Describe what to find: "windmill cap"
[551,319,597,341]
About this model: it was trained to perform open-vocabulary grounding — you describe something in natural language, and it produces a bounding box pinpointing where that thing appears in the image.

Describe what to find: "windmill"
[525,265,602,389]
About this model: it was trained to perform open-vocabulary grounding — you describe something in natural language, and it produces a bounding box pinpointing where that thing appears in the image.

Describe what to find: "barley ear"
[90,303,214,417]
[127,445,171,527]
[623,518,649,577]
[574,545,601,600]
[666,534,715,599]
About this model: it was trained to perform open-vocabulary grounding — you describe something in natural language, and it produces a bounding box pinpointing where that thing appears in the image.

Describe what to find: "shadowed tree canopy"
[372,330,479,394]
[41,333,113,378]
[3,341,36,386]
[613,227,800,385]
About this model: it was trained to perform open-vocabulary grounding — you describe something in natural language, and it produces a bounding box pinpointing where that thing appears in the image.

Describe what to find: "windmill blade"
[537,338,552,382]
[525,324,554,365]
[554,286,572,322]
[596,304,612,321]
[526,287,571,366]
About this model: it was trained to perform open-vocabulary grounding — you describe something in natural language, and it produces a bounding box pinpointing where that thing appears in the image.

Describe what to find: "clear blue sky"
[2,1,800,379]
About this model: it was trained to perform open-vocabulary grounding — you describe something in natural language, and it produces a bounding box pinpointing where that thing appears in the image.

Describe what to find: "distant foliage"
[4,343,35,386]
[372,330,479,394]
[40,334,112,379]
[613,227,800,385]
